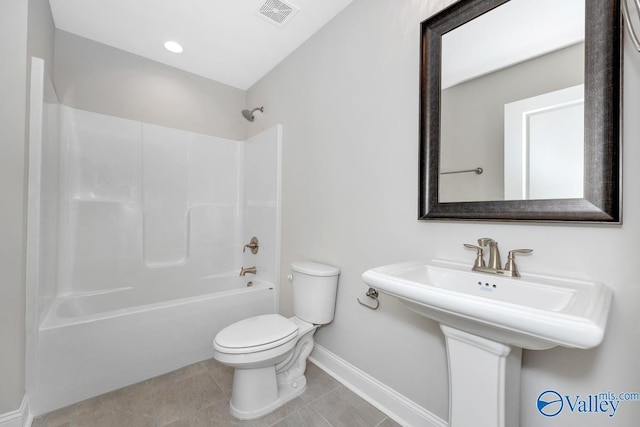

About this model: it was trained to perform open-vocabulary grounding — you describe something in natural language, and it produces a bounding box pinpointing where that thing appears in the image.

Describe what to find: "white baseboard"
[309,345,447,427]
[0,396,31,427]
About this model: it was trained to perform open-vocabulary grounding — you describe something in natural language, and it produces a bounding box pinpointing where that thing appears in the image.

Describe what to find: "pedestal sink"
[362,260,612,427]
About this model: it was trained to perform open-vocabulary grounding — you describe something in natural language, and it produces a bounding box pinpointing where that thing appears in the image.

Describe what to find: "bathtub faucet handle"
[243,237,259,254]
[240,266,257,276]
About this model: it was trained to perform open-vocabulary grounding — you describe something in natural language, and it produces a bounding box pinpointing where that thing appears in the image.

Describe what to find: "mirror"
[419,0,622,222]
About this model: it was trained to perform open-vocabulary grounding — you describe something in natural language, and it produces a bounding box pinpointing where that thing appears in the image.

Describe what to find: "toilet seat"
[214,314,298,354]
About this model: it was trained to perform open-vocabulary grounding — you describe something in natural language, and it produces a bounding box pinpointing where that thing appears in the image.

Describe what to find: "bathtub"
[32,276,275,415]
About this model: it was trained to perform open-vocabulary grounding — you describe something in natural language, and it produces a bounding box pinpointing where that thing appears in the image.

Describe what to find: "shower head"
[242,106,264,122]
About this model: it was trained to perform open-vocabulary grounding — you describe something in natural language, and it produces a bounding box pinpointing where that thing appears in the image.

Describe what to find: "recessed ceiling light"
[164,41,183,54]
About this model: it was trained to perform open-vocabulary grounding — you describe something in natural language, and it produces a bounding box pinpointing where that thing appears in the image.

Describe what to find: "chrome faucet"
[464,238,532,277]
[240,266,257,276]
[478,238,501,270]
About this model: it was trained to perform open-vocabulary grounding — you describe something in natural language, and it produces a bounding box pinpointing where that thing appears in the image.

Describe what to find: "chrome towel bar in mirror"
[440,167,483,175]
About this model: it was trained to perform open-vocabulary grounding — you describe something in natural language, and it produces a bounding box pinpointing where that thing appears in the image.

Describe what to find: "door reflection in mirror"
[438,0,585,203]
[504,85,584,200]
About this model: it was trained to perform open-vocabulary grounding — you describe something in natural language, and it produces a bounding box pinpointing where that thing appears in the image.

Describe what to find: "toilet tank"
[291,261,340,325]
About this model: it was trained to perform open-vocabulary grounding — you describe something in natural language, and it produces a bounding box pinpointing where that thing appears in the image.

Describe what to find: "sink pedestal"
[363,260,612,426]
[441,325,522,427]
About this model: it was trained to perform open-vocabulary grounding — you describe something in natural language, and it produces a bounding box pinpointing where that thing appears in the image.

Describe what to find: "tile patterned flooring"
[32,359,402,427]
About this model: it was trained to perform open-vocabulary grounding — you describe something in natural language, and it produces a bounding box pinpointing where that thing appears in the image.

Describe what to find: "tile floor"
[32,359,402,427]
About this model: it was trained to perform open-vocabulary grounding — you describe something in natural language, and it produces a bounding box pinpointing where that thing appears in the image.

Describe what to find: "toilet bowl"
[213,314,318,419]
[213,261,339,420]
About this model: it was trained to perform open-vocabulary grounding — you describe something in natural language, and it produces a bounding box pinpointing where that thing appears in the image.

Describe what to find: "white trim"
[504,84,584,200]
[0,396,31,427]
[309,345,447,427]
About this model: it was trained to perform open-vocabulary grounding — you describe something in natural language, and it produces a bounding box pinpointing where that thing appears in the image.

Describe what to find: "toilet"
[213,261,340,420]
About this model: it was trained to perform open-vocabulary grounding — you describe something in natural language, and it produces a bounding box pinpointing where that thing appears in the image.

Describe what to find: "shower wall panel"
[38,77,61,317]
[242,125,282,286]
[59,106,241,294]
[142,125,190,266]
[27,57,61,331]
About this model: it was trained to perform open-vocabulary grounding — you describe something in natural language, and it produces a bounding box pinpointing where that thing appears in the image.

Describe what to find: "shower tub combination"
[36,277,274,413]
[27,59,282,415]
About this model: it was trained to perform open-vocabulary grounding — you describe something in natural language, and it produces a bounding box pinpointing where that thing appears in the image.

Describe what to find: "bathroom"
[1,0,639,426]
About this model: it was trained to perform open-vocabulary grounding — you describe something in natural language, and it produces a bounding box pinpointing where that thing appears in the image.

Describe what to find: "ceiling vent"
[257,0,299,27]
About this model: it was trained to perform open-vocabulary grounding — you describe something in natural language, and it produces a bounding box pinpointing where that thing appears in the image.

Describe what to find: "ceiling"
[441,0,584,89]
[49,0,355,90]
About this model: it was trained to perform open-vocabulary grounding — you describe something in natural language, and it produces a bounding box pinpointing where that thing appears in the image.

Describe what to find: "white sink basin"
[362,260,612,350]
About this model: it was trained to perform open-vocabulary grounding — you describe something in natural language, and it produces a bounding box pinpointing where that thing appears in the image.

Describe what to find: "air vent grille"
[258,0,298,27]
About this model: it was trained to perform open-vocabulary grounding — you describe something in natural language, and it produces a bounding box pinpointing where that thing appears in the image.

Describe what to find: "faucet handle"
[464,243,486,269]
[504,249,533,277]
[243,236,259,254]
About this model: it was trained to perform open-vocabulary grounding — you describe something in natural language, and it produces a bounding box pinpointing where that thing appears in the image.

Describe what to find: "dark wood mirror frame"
[419,0,622,222]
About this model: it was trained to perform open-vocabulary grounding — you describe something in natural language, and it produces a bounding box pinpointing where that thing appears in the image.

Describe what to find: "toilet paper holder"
[357,287,380,310]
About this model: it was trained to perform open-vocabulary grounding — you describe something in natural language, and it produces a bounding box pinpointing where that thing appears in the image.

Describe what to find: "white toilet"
[213,261,340,420]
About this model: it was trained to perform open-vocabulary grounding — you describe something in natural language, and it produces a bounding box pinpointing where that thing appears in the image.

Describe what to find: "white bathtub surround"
[53,107,281,295]
[243,125,282,289]
[58,106,244,291]
[42,276,271,328]
[27,64,283,416]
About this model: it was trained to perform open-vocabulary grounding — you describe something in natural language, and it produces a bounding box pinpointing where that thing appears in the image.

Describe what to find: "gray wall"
[0,0,56,415]
[27,0,55,72]
[54,30,246,141]
[0,0,29,414]
[247,0,640,425]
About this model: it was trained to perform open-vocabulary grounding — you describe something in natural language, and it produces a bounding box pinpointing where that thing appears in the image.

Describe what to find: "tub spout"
[240,266,257,276]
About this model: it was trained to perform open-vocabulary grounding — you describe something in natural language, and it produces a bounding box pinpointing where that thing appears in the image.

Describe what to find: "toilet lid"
[291,261,340,277]
[214,314,298,354]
